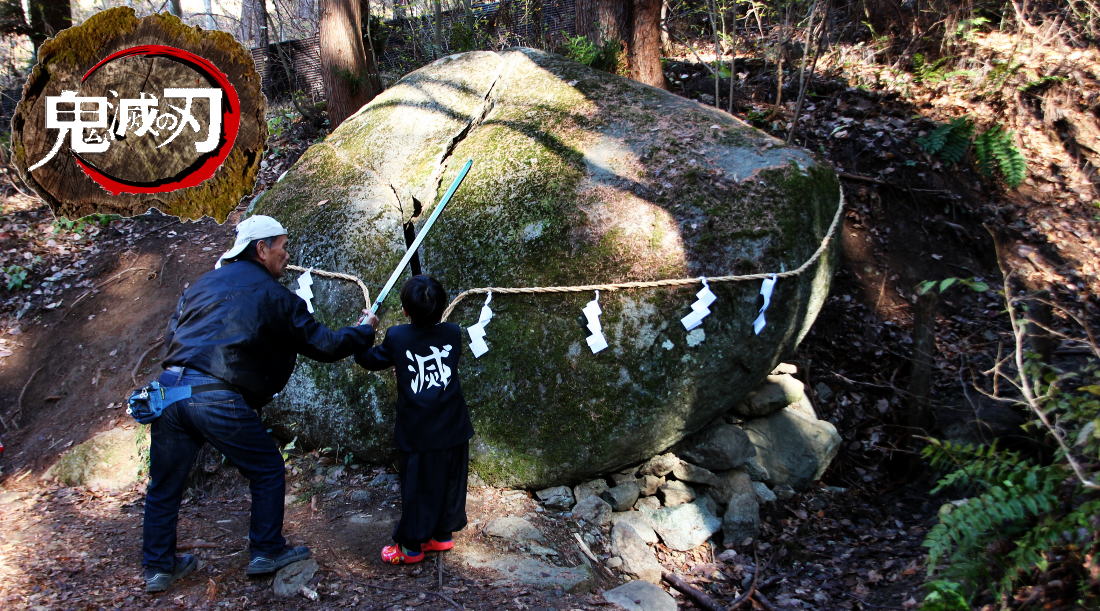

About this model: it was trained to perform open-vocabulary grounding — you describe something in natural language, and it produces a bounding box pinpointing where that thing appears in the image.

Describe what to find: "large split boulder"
[256,47,840,488]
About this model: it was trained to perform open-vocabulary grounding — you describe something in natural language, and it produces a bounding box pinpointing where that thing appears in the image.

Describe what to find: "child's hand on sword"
[358,309,379,328]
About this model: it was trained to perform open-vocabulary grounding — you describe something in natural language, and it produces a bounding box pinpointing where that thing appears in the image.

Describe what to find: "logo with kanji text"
[27,45,240,195]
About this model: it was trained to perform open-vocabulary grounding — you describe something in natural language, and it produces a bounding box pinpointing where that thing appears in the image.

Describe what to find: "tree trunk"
[320,0,382,128]
[575,0,597,40]
[630,0,664,88]
[26,0,70,53]
[256,0,269,49]
[597,0,629,44]
[167,0,183,17]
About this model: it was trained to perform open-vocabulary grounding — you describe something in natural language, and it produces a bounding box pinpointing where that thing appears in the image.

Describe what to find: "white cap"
[215,215,288,269]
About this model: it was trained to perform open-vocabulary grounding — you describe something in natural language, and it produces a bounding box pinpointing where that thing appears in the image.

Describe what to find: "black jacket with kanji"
[162,259,375,408]
[354,322,473,452]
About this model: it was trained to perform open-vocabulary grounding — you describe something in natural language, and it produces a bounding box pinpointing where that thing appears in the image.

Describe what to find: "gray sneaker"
[144,554,199,593]
[246,545,311,576]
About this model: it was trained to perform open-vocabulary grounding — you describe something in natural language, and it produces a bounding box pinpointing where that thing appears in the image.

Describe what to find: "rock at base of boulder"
[273,558,318,597]
[611,512,659,544]
[485,516,546,543]
[674,424,755,471]
[753,481,777,503]
[722,492,760,547]
[574,495,612,526]
[574,479,610,502]
[639,474,663,496]
[711,469,753,507]
[736,373,806,419]
[658,480,695,507]
[647,498,722,552]
[535,485,575,510]
[601,481,641,512]
[611,522,663,583]
[603,580,677,611]
[671,460,721,487]
[638,453,679,477]
[742,405,840,490]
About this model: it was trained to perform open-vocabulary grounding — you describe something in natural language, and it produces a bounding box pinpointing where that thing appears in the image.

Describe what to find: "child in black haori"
[355,275,474,564]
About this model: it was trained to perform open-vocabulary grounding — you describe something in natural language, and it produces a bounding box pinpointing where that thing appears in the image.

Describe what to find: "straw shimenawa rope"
[286,265,371,308]
[286,185,846,322]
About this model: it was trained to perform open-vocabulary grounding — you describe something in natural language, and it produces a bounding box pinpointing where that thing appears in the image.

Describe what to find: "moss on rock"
[257,48,841,488]
[47,426,149,490]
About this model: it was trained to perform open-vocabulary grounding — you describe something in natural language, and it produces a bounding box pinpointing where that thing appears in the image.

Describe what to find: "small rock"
[814,382,833,402]
[752,482,777,503]
[325,465,345,483]
[611,511,658,544]
[789,395,817,418]
[369,473,399,487]
[674,424,755,471]
[774,484,796,500]
[634,496,661,511]
[573,495,612,526]
[485,516,546,543]
[600,481,641,512]
[535,485,575,510]
[348,513,374,525]
[609,468,638,486]
[638,453,679,477]
[717,549,738,563]
[638,474,663,496]
[658,480,695,507]
[573,478,610,502]
[273,558,318,597]
[736,383,789,418]
[743,405,840,490]
[711,470,753,506]
[468,472,487,487]
[603,580,677,611]
[611,521,663,583]
[348,489,371,503]
[606,556,623,569]
[671,460,720,487]
[647,498,722,551]
[771,362,797,375]
[743,456,770,482]
[722,492,760,546]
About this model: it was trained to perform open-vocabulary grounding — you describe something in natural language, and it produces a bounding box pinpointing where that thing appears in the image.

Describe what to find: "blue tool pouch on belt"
[127,381,193,424]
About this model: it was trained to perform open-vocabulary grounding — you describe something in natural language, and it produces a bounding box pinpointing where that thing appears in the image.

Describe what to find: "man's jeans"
[142,367,286,572]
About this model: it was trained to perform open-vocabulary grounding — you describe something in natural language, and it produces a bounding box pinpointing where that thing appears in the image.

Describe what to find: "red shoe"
[380,544,424,565]
[421,539,454,552]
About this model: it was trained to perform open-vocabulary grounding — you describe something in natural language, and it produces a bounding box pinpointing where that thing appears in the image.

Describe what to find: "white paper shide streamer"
[583,291,608,353]
[681,277,717,331]
[466,292,494,358]
[752,274,778,335]
[294,269,315,314]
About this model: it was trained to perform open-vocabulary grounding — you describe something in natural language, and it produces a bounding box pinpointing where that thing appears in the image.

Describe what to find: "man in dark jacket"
[142,215,379,593]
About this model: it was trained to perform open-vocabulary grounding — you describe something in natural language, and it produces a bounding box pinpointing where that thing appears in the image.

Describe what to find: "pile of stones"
[531,364,840,592]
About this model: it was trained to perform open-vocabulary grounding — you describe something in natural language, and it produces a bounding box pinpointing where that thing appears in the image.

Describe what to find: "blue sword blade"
[370,158,473,314]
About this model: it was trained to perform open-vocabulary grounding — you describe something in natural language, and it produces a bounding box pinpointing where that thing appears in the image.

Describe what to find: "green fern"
[974,124,1027,187]
[917,118,973,165]
[921,441,1066,599]
[913,53,955,84]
